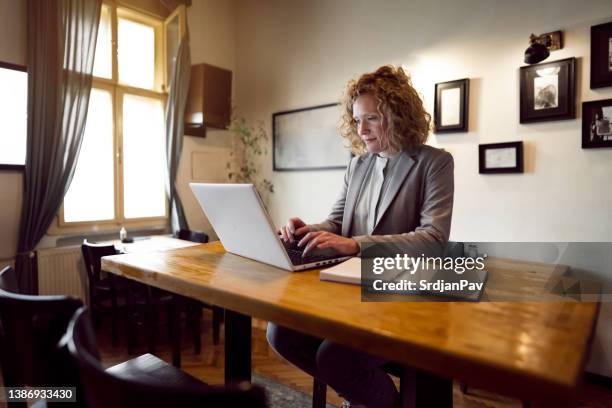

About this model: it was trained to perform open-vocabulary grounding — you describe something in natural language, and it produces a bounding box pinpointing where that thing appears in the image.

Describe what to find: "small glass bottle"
[119,226,127,242]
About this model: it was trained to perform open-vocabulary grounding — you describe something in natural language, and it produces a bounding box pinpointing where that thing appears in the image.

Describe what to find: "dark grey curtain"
[16,0,101,294]
[164,34,191,233]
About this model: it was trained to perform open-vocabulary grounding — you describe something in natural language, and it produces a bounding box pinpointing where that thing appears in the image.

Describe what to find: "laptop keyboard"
[282,240,343,266]
[286,247,335,265]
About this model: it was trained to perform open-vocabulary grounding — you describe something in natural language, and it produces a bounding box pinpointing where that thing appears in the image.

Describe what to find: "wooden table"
[110,235,200,254]
[101,241,600,407]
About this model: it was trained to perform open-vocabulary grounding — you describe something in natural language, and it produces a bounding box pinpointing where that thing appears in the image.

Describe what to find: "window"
[0,62,27,170]
[60,3,184,230]
[63,88,115,222]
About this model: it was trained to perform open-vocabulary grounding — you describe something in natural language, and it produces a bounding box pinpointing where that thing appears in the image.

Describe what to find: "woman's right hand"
[279,217,311,243]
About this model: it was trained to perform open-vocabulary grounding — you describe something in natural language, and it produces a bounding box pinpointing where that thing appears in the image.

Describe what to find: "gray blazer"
[311,144,454,256]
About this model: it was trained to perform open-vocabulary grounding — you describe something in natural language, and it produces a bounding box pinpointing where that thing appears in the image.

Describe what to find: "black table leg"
[171,297,181,367]
[312,377,327,408]
[400,367,452,408]
[224,309,252,384]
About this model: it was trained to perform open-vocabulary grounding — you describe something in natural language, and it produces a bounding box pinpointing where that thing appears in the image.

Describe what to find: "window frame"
[0,60,28,172]
[54,1,175,234]
[162,5,186,92]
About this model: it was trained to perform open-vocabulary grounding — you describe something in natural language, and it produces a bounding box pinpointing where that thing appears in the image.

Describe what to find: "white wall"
[234,0,612,241]
[232,0,612,375]
[0,0,27,262]
[179,0,236,237]
[0,0,27,65]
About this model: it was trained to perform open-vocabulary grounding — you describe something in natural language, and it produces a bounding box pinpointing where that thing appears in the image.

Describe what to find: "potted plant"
[227,115,274,204]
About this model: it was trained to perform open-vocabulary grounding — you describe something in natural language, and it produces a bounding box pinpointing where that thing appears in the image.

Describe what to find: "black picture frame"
[0,61,27,171]
[590,21,612,89]
[434,78,469,133]
[519,57,576,123]
[479,141,524,174]
[272,103,351,171]
[582,99,612,149]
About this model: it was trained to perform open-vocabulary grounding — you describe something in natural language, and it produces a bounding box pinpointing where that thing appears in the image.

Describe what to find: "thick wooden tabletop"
[101,241,599,404]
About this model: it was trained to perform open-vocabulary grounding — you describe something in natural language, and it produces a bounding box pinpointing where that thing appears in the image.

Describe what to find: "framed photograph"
[519,57,575,123]
[434,78,469,132]
[591,22,612,89]
[273,103,351,171]
[479,141,523,174]
[582,99,612,149]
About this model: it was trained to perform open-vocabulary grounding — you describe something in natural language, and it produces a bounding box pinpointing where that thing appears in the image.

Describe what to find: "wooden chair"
[65,307,268,408]
[83,239,204,363]
[81,241,129,347]
[0,266,84,407]
[82,240,177,355]
[176,228,209,244]
[173,229,223,367]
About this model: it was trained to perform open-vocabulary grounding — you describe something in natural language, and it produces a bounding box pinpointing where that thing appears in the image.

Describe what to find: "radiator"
[37,245,88,302]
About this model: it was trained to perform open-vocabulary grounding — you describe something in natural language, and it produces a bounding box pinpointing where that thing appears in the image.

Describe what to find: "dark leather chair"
[0,265,19,292]
[65,307,267,408]
[0,266,84,407]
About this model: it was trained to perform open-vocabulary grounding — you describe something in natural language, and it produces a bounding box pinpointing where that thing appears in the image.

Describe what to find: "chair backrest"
[444,241,464,258]
[81,240,118,285]
[0,282,83,389]
[175,229,209,244]
[0,266,20,293]
[67,307,268,408]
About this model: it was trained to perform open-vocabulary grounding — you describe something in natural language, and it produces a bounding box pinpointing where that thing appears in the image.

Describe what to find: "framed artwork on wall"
[479,141,524,174]
[519,57,576,123]
[590,21,612,89]
[272,103,351,171]
[582,99,612,149]
[434,78,469,133]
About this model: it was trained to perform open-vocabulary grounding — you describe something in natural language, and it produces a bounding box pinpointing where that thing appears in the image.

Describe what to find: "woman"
[269,65,454,408]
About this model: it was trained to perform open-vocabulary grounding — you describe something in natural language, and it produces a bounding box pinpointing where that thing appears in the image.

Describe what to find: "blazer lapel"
[342,154,374,236]
[373,150,416,231]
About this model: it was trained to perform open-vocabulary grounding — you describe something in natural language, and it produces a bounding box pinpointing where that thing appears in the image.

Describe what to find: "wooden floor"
[95,309,612,408]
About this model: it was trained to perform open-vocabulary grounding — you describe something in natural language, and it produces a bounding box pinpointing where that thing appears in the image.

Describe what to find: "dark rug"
[253,373,336,408]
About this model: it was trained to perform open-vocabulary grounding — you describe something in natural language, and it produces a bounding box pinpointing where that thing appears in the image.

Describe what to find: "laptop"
[189,183,351,271]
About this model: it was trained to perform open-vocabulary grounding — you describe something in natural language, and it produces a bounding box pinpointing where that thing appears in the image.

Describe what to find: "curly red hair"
[340,65,431,154]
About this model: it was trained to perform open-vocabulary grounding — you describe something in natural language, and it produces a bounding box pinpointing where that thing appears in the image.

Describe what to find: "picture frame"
[434,78,469,133]
[272,103,351,171]
[582,99,612,149]
[479,141,524,174]
[590,21,612,89]
[519,57,575,123]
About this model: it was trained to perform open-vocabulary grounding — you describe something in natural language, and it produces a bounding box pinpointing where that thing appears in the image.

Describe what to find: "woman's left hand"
[298,231,359,257]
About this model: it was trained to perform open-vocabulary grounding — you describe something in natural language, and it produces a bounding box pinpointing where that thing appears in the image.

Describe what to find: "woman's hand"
[298,231,359,257]
[279,217,311,243]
